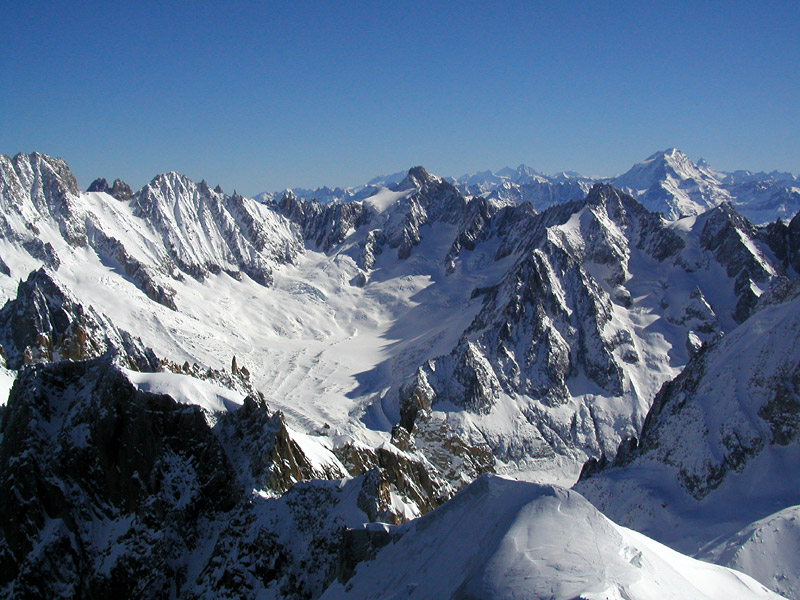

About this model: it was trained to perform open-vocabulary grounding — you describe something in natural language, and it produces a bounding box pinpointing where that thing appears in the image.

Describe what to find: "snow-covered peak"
[396,165,441,191]
[616,148,719,191]
[0,152,79,218]
[611,149,729,219]
[324,475,781,599]
[131,170,303,285]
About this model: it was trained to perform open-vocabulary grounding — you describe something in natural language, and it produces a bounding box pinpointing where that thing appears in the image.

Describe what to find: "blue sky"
[1,1,798,195]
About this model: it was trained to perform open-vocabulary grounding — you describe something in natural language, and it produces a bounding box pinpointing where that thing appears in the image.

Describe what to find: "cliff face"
[0,358,430,598]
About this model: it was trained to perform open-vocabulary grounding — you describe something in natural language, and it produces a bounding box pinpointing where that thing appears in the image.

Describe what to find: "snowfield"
[322,475,783,600]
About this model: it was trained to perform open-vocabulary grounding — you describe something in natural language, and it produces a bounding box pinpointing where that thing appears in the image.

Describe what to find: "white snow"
[123,369,245,414]
[700,505,800,600]
[363,186,413,213]
[0,366,16,406]
[322,475,782,600]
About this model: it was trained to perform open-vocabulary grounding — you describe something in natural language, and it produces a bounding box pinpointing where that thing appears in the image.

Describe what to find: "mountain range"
[0,149,798,598]
[257,148,800,225]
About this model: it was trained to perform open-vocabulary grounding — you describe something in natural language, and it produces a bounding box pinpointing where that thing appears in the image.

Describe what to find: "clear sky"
[1,1,798,195]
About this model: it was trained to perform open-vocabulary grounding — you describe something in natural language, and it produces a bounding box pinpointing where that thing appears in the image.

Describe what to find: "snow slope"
[576,284,800,597]
[700,505,800,600]
[578,288,800,544]
[322,475,782,600]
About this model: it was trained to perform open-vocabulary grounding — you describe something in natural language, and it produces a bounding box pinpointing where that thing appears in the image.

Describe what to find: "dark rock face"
[276,192,370,253]
[0,153,85,247]
[21,238,60,269]
[386,167,469,260]
[760,210,800,275]
[0,359,240,597]
[276,167,473,270]
[0,354,482,598]
[335,442,447,523]
[0,268,159,371]
[216,395,346,494]
[0,358,394,599]
[335,524,394,583]
[88,177,110,192]
[409,186,655,414]
[584,289,800,502]
[698,204,776,322]
[109,178,133,201]
[85,224,178,310]
[88,177,133,202]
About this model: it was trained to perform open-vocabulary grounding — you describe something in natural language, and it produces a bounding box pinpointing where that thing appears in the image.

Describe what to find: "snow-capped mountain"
[1,150,799,598]
[0,152,791,481]
[610,149,800,223]
[577,279,800,597]
[611,148,730,219]
[253,151,799,230]
[388,183,784,482]
[261,150,799,226]
[253,171,408,206]
[324,475,782,600]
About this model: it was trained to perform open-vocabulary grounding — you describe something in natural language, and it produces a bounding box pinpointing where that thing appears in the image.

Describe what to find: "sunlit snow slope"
[322,475,782,600]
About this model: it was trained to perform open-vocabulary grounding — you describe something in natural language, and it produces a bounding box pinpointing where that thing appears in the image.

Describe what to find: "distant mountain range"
[256,148,800,225]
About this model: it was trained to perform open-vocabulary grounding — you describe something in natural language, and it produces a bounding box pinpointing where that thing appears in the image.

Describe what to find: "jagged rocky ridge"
[392,183,788,473]
[264,149,800,225]
[0,354,484,599]
[257,166,794,477]
[0,153,305,310]
[274,166,473,277]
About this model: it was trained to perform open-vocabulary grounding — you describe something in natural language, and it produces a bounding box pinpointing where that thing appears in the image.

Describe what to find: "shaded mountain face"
[0,357,340,598]
[577,280,800,551]
[699,505,800,600]
[0,356,479,599]
[574,280,800,598]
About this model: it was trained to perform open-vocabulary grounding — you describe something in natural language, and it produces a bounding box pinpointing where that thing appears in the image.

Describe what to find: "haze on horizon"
[1,1,798,196]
